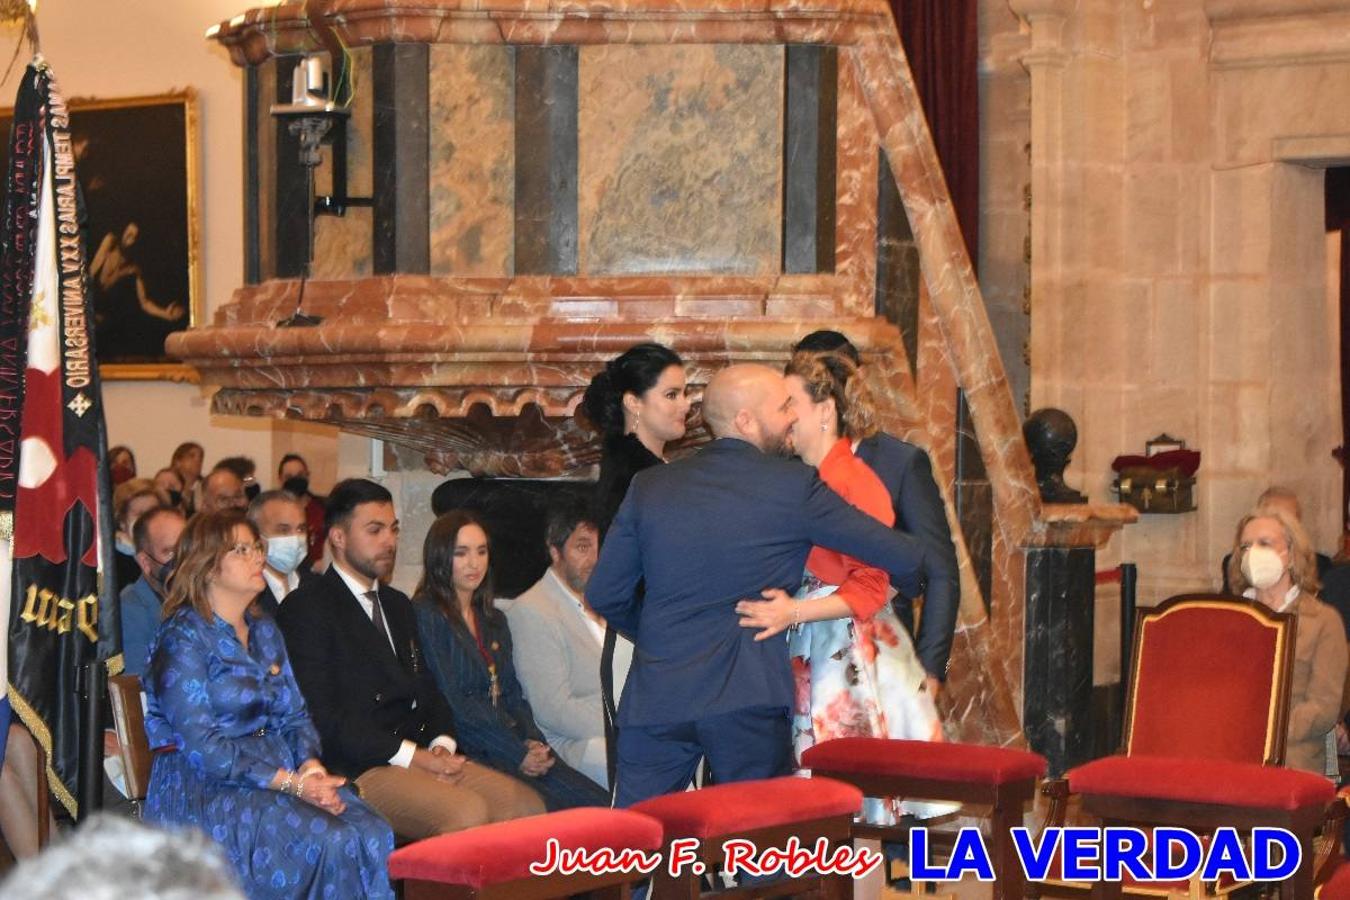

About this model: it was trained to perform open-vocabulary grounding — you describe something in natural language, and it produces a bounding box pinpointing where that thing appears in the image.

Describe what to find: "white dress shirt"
[331,561,456,767]
[547,569,606,647]
[261,568,300,608]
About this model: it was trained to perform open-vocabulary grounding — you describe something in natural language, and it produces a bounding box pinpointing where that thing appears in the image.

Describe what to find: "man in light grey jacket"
[505,498,633,788]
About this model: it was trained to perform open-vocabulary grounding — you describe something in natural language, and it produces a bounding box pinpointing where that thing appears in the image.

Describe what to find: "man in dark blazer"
[588,364,934,807]
[795,330,961,692]
[247,489,317,615]
[277,478,544,839]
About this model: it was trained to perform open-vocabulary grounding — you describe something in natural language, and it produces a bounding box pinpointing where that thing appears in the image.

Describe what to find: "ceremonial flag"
[0,60,45,774]
[4,60,120,817]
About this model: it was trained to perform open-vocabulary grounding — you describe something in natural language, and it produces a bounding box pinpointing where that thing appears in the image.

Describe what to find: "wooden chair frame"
[804,763,1038,899]
[1120,594,1294,766]
[107,674,152,816]
[1033,594,1314,900]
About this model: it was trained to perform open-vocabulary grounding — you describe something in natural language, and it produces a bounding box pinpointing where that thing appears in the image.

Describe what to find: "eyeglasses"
[228,541,267,559]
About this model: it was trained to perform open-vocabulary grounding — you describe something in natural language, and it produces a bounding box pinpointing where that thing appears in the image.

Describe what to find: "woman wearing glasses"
[143,511,395,899]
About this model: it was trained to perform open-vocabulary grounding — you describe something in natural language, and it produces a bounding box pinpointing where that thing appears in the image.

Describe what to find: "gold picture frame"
[0,89,201,381]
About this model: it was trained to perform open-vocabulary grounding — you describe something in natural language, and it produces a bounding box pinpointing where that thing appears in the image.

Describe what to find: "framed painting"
[0,89,201,380]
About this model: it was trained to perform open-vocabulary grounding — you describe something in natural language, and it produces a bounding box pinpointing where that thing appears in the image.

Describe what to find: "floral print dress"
[790,438,953,823]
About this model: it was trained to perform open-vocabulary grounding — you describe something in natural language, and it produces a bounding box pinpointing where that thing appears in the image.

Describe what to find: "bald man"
[587,364,933,806]
[200,467,248,514]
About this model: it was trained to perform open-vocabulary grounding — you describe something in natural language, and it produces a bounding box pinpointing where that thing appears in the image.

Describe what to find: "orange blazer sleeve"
[807,440,896,620]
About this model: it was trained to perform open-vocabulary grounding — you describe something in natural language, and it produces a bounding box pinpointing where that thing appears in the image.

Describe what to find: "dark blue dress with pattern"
[144,608,395,900]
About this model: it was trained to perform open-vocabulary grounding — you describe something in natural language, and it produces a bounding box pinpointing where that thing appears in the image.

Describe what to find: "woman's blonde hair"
[162,511,259,621]
[784,351,879,441]
[1227,505,1321,597]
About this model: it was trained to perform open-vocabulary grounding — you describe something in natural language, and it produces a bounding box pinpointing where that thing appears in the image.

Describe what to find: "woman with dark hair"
[581,342,689,792]
[170,441,204,516]
[143,511,394,899]
[109,445,136,485]
[581,342,690,532]
[413,511,608,811]
[735,351,951,823]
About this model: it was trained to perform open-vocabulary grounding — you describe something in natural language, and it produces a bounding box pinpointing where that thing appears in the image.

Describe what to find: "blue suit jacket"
[414,601,545,772]
[854,432,961,680]
[586,437,930,728]
[120,575,163,678]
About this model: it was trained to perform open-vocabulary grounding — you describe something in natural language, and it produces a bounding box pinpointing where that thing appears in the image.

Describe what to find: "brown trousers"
[355,760,545,840]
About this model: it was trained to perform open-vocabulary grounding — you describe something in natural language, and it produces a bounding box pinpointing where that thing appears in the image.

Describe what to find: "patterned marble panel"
[577,45,783,275]
[256,59,276,281]
[834,58,877,317]
[429,45,515,276]
[312,47,374,279]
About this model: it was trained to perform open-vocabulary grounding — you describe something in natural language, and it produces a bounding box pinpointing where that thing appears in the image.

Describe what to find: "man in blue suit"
[794,330,961,693]
[587,364,934,807]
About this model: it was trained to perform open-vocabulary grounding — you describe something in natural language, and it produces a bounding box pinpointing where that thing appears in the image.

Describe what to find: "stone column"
[1009,0,1075,415]
[1022,503,1135,775]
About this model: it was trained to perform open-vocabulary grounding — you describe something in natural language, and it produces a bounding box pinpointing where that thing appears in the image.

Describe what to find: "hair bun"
[581,369,625,437]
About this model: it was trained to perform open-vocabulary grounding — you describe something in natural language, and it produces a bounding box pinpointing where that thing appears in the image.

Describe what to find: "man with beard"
[505,497,630,789]
[277,479,544,839]
[587,364,936,806]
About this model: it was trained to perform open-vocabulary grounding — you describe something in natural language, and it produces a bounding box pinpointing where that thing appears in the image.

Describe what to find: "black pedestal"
[1023,546,1096,776]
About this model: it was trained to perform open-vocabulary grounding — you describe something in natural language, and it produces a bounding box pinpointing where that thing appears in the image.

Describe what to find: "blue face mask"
[266,534,307,576]
[115,539,136,557]
[147,558,174,599]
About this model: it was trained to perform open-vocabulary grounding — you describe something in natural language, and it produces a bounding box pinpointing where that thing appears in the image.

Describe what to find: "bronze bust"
[1023,408,1087,504]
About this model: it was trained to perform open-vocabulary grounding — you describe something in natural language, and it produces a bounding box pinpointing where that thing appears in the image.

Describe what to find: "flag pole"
[76,660,101,816]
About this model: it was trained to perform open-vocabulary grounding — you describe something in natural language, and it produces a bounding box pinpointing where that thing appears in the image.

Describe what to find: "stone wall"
[1007,0,1346,605]
[978,0,1031,415]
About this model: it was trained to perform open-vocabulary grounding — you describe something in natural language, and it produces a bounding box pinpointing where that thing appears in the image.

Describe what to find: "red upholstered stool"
[388,808,665,900]
[631,775,864,900]
[800,736,1047,900]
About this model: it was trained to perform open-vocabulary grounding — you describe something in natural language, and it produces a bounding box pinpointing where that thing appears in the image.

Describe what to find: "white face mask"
[1242,545,1286,591]
[265,534,307,576]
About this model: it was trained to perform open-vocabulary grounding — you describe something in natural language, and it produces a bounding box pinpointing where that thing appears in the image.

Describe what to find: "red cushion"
[388,808,664,888]
[1068,755,1335,811]
[800,737,1046,785]
[1318,860,1350,898]
[1129,602,1282,761]
[630,776,862,839]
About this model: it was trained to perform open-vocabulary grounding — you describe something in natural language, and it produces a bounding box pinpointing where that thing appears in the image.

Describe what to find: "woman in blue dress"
[143,510,395,900]
[413,510,609,811]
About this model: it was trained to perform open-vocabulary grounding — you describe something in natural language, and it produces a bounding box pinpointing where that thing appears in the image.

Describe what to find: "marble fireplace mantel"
[174,0,1139,747]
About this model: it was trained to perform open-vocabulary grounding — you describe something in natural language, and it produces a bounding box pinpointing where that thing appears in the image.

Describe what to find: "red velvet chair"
[800,736,1047,900]
[1320,863,1350,900]
[630,775,863,900]
[388,808,665,900]
[1052,594,1336,900]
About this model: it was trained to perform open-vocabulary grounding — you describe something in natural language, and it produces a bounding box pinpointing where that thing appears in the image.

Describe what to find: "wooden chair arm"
[1038,778,1070,835]
[1314,788,1350,887]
